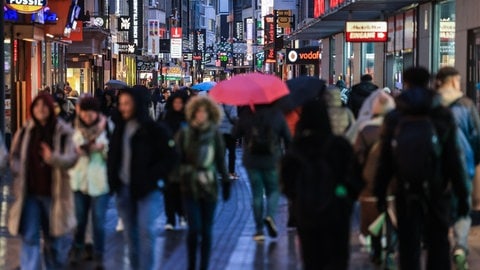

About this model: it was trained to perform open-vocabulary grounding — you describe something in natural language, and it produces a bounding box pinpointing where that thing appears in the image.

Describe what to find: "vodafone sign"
[345,21,388,42]
[286,47,320,65]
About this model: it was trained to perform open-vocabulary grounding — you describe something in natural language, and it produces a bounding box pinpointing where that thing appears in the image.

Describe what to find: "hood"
[119,85,152,123]
[395,87,440,115]
[352,81,378,97]
[165,91,189,112]
[185,96,222,125]
[437,87,463,106]
[326,88,343,108]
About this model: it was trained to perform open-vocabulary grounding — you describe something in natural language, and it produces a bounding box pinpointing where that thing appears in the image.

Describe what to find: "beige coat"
[9,119,78,237]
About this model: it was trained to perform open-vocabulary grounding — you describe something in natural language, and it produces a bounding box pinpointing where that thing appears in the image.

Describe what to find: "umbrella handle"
[249,102,255,112]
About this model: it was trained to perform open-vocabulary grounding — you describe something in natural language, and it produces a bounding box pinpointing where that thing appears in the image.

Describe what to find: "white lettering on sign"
[133,0,138,45]
[7,0,45,5]
[121,17,131,30]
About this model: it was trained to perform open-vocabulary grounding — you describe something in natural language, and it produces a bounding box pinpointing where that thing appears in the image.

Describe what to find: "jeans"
[19,195,73,270]
[73,192,110,257]
[184,198,216,270]
[453,180,472,252]
[223,134,237,174]
[116,185,162,270]
[246,168,280,233]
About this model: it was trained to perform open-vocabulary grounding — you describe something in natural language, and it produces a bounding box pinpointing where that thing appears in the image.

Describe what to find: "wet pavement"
[1,151,480,270]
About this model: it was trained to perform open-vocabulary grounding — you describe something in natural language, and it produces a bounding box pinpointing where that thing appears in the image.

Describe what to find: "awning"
[287,0,429,41]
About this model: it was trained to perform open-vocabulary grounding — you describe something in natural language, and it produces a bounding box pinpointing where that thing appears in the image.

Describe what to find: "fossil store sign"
[6,0,46,14]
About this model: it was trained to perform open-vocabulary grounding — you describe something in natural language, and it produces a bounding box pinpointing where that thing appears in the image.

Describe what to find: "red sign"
[265,48,276,63]
[64,21,83,41]
[330,0,346,9]
[314,0,325,18]
[264,15,276,45]
[345,21,388,42]
[171,27,182,38]
[193,55,202,60]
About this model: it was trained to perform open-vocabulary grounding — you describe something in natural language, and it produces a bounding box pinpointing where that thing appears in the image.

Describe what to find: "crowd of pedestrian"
[0,66,478,270]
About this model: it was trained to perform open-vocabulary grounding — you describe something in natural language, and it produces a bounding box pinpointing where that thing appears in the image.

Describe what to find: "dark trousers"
[185,198,216,270]
[164,182,184,226]
[223,133,236,174]
[396,195,451,270]
[298,220,350,270]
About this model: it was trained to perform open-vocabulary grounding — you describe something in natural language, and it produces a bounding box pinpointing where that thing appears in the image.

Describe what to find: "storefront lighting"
[4,39,11,44]
[46,33,54,38]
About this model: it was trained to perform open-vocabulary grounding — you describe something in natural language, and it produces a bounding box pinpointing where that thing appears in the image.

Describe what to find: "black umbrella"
[276,76,326,112]
[106,79,128,89]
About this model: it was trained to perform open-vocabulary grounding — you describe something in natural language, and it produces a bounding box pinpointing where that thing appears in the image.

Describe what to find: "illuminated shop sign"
[6,0,46,14]
[286,47,320,64]
[345,21,388,42]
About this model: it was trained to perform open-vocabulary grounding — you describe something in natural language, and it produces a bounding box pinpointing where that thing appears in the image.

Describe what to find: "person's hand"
[90,143,105,152]
[40,143,53,164]
[222,180,231,201]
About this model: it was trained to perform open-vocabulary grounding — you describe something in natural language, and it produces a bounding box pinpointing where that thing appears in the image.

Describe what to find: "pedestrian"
[280,98,362,270]
[107,85,178,270]
[219,104,239,179]
[159,91,189,230]
[235,104,291,241]
[68,97,110,269]
[0,132,8,173]
[336,79,350,105]
[325,87,356,136]
[176,96,231,270]
[345,87,392,143]
[435,66,480,270]
[353,91,395,266]
[348,74,379,118]
[375,67,470,270]
[9,93,78,269]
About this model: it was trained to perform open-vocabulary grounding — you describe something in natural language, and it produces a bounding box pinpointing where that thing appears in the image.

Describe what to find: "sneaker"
[164,224,174,231]
[264,216,278,238]
[253,233,265,241]
[179,217,187,227]
[453,248,469,270]
[116,219,124,232]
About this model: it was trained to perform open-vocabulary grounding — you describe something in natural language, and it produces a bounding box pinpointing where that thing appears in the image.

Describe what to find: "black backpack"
[247,113,276,155]
[391,115,442,200]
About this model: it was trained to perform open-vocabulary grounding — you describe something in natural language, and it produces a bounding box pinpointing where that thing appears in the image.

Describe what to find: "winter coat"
[326,89,355,135]
[108,86,179,200]
[235,106,292,170]
[69,115,109,196]
[218,105,238,135]
[281,132,361,229]
[374,87,469,215]
[9,119,78,237]
[176,96,229,202]
[348,81,378,118]
[438,87,480,166]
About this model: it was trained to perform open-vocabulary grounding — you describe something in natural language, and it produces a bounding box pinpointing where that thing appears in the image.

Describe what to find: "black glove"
[222,180,231,201]
[457,199,470,218]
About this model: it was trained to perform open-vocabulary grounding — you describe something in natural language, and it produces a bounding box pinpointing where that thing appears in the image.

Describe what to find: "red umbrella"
[209,73,289,106]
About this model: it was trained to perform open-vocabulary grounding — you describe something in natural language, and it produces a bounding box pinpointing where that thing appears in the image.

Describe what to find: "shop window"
[361,43,375,77]
[434,0,456,70]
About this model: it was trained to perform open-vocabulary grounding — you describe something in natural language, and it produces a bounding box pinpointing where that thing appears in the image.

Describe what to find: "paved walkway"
[1,150,480,269]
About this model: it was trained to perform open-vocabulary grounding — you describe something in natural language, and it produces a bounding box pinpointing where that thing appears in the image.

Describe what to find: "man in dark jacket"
[348,74,378,118]
[108,85,178,270]
[235,105,291,241]
[375,67,469,270]
[435,66,480,270]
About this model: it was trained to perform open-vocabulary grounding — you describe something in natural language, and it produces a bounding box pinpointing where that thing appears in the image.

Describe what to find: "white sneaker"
[179,217,187,227]
[164,224,174,231]
[116,219,124,232]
